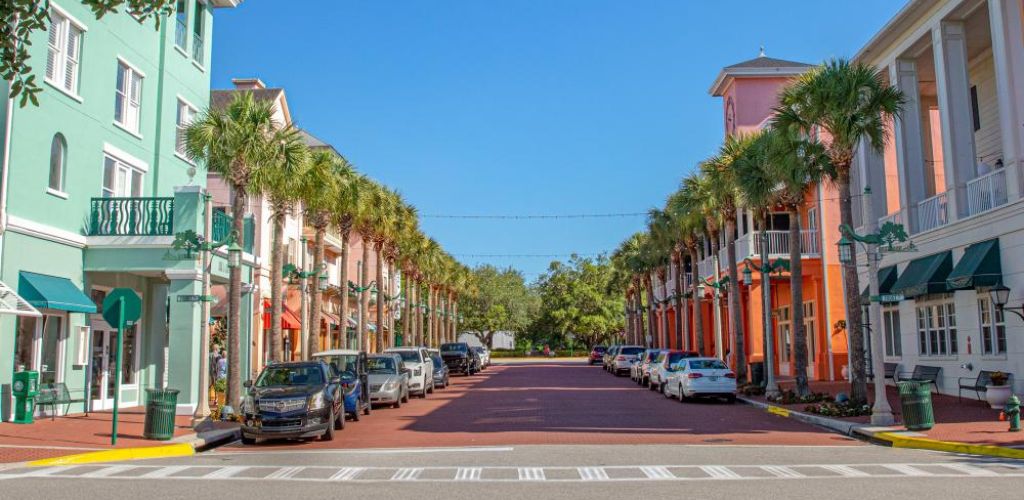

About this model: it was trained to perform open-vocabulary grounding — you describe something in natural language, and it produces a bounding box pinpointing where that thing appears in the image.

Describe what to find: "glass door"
[90,330,115,410]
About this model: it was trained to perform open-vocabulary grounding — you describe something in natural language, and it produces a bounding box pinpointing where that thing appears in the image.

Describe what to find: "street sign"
[177,294,215,303]
[871,294,904,303]
[103,288,141,326]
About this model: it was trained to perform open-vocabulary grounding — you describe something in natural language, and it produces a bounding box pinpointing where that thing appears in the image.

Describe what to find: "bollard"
[1002,395,1020,432]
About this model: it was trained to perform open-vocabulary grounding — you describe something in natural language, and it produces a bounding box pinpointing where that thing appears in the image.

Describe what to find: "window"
[102,153,144,197]
[174,0,188,49]
[978,296,1006,355]
[777,306,791,363]
[883,306,902,357]
[114,61,143,133]
[46,9,83,95]
[807,208,818,231]
[803,301,816,362]
[916,296,957,357]
[970,85,981,132]
[175,99,196,156]
[192,0,205,64]
[49,134,67,192]
[14,314,66,385]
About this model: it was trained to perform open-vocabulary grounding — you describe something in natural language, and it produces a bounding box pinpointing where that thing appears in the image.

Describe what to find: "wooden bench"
[896,365,942,392]
[958,370,1013,402]
[868,362,900,384]
[35,383,87,420]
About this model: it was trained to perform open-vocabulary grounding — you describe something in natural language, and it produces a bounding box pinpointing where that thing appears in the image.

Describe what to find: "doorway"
[89,325,140,410]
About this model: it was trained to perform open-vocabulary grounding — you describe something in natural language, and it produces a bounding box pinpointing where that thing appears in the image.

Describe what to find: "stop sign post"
[102,288,141,445]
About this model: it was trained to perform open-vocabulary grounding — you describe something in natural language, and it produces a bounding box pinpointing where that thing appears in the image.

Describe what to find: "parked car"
[367,353,410,408]
[240,361,344,444]
[609,345,645,376]
[472,346,491,369]
[603,345,621,371]
[427,348,450,389]
[662,357,737,403]
[385,347,435,397]
[312,349,372,421]
[440,342,481,375]
[631,349,662,384]
[647,350,700,391]
[588,345,607,365]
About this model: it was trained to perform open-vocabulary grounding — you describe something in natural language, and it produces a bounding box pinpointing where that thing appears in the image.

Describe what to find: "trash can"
[143,388,180,440]
[749,362,765,387]
[897,380,934,431]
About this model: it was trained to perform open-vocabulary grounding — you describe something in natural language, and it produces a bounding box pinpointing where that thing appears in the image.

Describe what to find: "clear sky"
[211,0,906,280]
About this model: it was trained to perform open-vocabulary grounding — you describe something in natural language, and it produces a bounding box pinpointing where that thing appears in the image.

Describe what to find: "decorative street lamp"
[740,256,788,397]
[989,283,1024,320]
[227,240,242,269]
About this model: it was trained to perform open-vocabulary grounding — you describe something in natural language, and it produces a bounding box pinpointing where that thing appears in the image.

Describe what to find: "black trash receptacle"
[144,388,180,440]
[749,362,765,386]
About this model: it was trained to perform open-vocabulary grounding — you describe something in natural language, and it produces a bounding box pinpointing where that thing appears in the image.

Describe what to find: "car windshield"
[317,354,358,379]
[666,352,688,364]
[441,343,467,353]
[621,347,644,355]
[255,365,323,387]
[689,359,729,370]
[367,357,397,374]
[392,350,420,362]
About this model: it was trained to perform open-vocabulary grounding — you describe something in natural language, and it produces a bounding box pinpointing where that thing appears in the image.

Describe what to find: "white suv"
[385,347,434,397]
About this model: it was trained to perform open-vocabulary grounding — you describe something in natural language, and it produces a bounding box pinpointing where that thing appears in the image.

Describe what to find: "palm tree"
[367,188,398,351]
[332,171,370,350]
[185,91,306,406]
[669,176,709,355]
[612,233,647,345]
[773,58,904,403]
[354,181,385,352]
[647,209,675,348]
[300,148,343,356]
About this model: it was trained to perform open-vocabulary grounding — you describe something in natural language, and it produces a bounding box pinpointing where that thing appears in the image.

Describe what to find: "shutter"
[64,25,80,91]
[46,17,62,81]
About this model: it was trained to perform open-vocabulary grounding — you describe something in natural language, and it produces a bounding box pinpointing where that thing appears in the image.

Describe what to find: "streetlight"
[741,256,788,398]
[227,241,242,269]
[989,283,1024,320]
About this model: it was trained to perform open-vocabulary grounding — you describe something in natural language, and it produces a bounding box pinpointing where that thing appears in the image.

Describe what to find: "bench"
[896,365,942,392]
[958,370,1013,402]
[35,383,87,420]
[868,362,900,384]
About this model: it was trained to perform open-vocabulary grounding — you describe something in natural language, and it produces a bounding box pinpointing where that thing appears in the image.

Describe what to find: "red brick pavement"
[224,361,860,452]
[0,408,194,463]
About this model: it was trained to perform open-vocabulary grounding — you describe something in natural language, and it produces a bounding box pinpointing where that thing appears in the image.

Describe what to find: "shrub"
[803,401,871,418]
[767,389,832,405]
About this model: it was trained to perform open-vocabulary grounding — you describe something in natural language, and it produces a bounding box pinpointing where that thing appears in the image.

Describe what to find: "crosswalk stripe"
[204,466,249,479]
[329,467,363,481]
[454,467,482,481]
[82,465,137,478]
[700,466,741,479]
[518,467,546,481]
[761,466,804,478]
[391,468,423,481]
[265,467,304,480]
[882,464,932,476]
[139,466,190,478]
[640,466,674,480]
[820,465,869,477]
[940,463,999,476]
[25,467,71,477]
[577,467,608,480]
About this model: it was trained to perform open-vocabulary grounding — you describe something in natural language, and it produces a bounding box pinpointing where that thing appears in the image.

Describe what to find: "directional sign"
[103,288,141,326]
[871,294,905,304]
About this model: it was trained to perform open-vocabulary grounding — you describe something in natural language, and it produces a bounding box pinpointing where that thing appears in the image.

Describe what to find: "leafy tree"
[461,265,537,348]
[533,255,624,350]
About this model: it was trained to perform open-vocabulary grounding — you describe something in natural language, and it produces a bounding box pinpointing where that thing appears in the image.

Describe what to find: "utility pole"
[299,236,309,360]
[192,192,213,427]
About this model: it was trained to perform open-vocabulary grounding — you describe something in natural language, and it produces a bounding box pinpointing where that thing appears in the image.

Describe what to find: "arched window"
[48,133,67,193]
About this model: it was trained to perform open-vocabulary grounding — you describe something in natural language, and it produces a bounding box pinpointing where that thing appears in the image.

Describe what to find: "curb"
[737,396,858,435]
[26,426,240,467]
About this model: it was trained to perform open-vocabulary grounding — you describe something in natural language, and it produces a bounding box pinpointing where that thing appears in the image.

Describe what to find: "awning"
[261,299,302,330]
[321,310,340,325]
[347,315,357,327]
[0,280,41,317]
[891,251,953,298]
[860,266,898,301]
[18,271,96,313]
[947,239,1002,290]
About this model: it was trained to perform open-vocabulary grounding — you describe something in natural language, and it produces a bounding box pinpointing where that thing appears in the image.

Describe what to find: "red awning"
[321,310,340,325]
[262,299,301,330]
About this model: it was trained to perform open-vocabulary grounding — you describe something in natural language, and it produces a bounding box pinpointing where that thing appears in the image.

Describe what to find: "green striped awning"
[891,252,953,298]
[947,239,1002,290]
[18,271,97,313]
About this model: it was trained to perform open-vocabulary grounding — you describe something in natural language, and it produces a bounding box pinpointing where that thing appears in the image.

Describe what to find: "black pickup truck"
[439,342,481,376]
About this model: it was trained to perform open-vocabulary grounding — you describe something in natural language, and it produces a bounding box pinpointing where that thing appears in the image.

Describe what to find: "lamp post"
[989,284,1024,320]
[741,257,788,398]
[700,277,728,359]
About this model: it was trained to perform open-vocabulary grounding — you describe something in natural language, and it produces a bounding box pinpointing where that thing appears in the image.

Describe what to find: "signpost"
[102,288,141,445]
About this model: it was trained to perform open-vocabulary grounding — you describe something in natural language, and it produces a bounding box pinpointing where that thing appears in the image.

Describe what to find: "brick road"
[227,360,861,451]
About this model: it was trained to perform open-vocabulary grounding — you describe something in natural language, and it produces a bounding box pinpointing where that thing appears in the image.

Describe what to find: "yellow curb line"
[875,431,1024,460]
[27,443,195,467]
[767,405,791,417]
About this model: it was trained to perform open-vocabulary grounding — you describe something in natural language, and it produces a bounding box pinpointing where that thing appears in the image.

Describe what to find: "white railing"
[966,168,1007,217]
[878,210,904,229]
[917,191,949,232]
[733,230,820,262]
[698,256,716,279]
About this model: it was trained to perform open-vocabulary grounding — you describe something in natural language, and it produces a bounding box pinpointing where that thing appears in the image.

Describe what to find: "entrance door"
[89,327,140,411]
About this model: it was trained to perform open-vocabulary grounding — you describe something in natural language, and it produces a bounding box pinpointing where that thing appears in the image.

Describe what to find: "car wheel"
[364,401,372,416]
[323,411,336,441]
[679,385,687,403]
[401,388,409,403]
[648,380,657,391]
[662,382,671,398]
[352,407,360,422]
[241,435,256,445]
[428,379,435,394]
[393,396,402,409]
[335,407,345,430]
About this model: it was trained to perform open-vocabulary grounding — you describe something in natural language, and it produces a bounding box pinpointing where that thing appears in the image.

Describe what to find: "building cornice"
[708,66,812,96]
[6,215,87,248]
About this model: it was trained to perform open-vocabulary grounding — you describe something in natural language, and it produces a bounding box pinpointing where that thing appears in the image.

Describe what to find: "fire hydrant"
[1000,395,1020,432]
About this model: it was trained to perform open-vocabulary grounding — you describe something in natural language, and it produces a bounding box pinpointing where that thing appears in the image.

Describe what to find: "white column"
[857,137,889,225]
[988,0,1024,201]
[890,60,929,233]
[933,21,979,219]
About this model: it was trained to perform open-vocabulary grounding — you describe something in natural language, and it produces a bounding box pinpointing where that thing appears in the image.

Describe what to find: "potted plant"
[986,371,1013,410]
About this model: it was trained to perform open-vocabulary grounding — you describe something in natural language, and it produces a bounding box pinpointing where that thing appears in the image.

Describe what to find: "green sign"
[871,293,904,303]
[103,288,141,326]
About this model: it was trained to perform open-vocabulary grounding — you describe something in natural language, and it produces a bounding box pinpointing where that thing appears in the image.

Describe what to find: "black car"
[240,361,344,444]
[440,342,481,376]
[428,350,450,389]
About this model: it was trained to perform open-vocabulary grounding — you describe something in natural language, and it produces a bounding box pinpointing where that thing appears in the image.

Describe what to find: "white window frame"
[882,305,902,358]
[802,300,816,362]
[48,133,68,197]
[175,97,197,161]
[101,144,148,198]
[776,306,792,363]
[113,58,145,136]
[977,295,1007,356]
[45,3,87,100]
[31,311,68,385]
[915,295,958,357]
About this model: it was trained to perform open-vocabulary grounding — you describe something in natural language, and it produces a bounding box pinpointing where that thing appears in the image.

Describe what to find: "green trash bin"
[143,388,180,440]
[897,380,934,431]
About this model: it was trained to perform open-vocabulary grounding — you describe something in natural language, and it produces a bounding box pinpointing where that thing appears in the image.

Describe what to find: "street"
[2,360,1022,499]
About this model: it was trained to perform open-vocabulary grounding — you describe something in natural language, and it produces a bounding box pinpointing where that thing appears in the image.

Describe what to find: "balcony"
[212,210,255,254]
[916,192,949,233]
[966,168,1008,217]
[734,230,821,262]
[89,197,174,236]
[697,256,716,279]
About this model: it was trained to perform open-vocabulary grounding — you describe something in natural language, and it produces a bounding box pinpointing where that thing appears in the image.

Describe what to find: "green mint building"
[0,0,250,419]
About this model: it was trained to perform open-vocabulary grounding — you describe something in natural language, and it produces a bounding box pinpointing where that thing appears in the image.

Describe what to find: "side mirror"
[243,380,252,388]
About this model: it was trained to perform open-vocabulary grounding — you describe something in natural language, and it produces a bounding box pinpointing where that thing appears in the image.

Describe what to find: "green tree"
[461,265,537,348]
[300,147,344,356]
[534,255,624,350]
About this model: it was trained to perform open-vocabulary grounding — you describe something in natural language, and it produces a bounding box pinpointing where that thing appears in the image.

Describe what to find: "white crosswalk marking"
[25,467,72,477]
[700,465,741,479]
[82,465,136,478]
[454,467,482,481]
[204,466,249,479]
[518,467,546,481]
[882,464,932,476]
[820,464,869,477]
[577,467,609,480]
[391,468,423,481]
[640,466,674,480]
[940,463,999,476]
[329,467,363,481]
[761,465,804,478]
[265,467,304,480]
[139,466,190,478]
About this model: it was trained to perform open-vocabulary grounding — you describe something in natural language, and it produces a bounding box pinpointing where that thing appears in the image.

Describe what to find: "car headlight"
[308,392,325,410]
[414,367,422,377]
[241,396,254,413]
[384,380,399,390]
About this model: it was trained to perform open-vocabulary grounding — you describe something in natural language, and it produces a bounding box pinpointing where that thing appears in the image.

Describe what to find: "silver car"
[610,345,644,375]
[367,353,410,408]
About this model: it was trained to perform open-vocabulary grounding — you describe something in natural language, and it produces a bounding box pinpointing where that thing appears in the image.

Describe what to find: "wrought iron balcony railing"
[89,197,174,236]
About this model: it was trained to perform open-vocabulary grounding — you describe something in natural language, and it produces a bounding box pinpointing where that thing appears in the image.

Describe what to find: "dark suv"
[440,342,481,376]
[240,361,344,444]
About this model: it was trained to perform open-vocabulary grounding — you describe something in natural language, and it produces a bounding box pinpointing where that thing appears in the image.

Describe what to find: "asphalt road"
[2,360,1020,499]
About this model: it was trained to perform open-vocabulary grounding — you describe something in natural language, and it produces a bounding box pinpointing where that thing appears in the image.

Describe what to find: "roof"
[709,51,813,96]
[854,0,936,64]
[724,55,814,70]
[299,129,341,156]
[209,88,285,111]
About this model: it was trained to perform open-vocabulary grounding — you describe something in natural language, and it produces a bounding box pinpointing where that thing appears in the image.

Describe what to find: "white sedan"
[662,357,737,403]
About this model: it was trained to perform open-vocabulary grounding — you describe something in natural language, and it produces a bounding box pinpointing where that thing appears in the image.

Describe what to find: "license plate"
[708,376,718,381]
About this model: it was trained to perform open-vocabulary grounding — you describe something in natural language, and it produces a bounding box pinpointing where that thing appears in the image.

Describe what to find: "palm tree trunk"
[659,270,669,348]
[759,217,779,397]
[416,280,424,345]
[673,255,683,349]
[339,231,351,349]
[402,272,411,346]
[789,206,809,396]
[644,277,656,348]
[360,240,371,352]
[725,219,746,381]
[308,224,325,357]
[689,248,704,355]
[375,244,385,350]
[387,260,396,346]
[269,211,283,363]
[838,177,867,403]
[227,186,246,411]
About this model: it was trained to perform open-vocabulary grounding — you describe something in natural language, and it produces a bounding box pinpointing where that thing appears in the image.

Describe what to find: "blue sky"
[211,0,906,280]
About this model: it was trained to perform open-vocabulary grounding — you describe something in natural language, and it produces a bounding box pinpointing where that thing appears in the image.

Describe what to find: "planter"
[985,384,1013,409]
